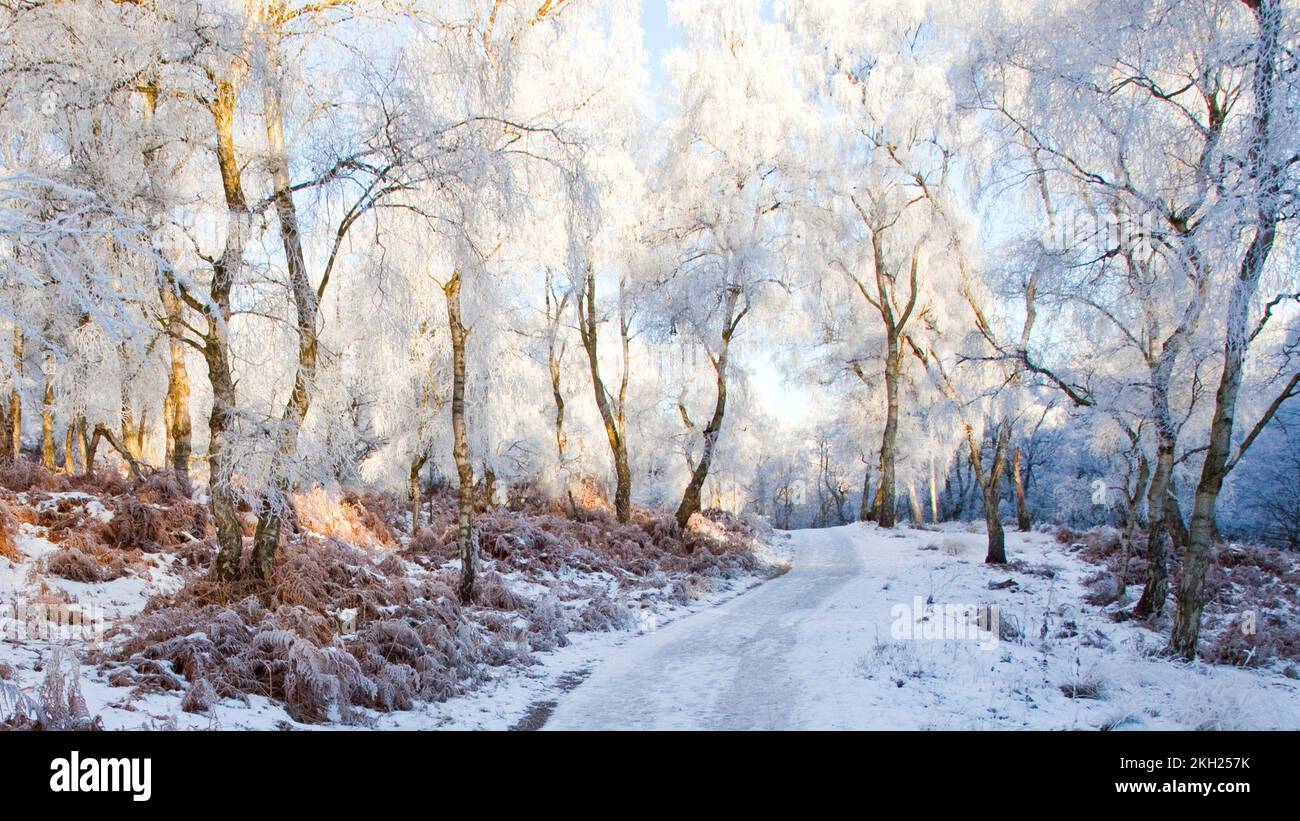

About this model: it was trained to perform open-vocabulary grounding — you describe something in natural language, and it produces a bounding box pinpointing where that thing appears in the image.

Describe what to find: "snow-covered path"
[544,523,1300,731]
[545,525,877,729]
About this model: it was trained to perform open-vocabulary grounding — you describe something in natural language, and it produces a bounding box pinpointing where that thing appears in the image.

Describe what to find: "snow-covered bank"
[542,523,1300,730]
[1,482,787,730]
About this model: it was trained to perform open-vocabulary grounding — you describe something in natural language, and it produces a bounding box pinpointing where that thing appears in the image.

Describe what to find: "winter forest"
[0,0,1298,732]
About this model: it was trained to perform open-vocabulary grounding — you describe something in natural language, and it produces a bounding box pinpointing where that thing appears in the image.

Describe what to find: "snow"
[3,520,1296,730]
[542,524,1300,730]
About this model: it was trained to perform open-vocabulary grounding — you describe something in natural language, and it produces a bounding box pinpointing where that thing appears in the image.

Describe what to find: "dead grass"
[1060,674,1107,700]
[0,497,19,561]
[101,496,162,551]
[7,473,764,724]
[0,458,68,493]
[42,531,137,583]
[102,535,563,722]
[0,649,101,731]
[1066,526,1300,669]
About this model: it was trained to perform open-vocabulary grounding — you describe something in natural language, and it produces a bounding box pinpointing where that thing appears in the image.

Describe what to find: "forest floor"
[0,467,786,729]
[1,467,1297,730]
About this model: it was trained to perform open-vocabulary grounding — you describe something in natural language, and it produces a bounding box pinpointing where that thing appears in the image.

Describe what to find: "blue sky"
[639,0,682,91]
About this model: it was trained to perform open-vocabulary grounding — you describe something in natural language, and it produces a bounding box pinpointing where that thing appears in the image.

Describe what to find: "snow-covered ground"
[543,524,1300,730]
[4,515,1297,730]
[0,493,790,730]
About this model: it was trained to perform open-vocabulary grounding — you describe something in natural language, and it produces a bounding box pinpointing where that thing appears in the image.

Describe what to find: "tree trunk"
[62,424,75,474]
[984,486,1007,564]
[9,326,22,457]
[858,465,872,522]
[445,271,476,603]
[207,353,244,582]
[249,65,320,581]
[674,352,729,530]
[544,269,569,470]
[875,338,901,527]
[1135,438,1175,618]
[74,416,89,476]
[124,411,146,461]
[960,421,1011,564]
[985,431,1012,564]
[907,481,923,524]
[409,450,429,535]
[0,401,9,463]
[161,287,192,493]
[928,456,940,522]
[1169,0,1282,661]
[1117,453,1150,598]
[675,288,743,531]
[208,75,254,584]
[867,464,884,522]
[1011,446,1031,531]
[577,265,632,522]
[40,371,54,471]
[549,351,567,465]
[88,424,143,481]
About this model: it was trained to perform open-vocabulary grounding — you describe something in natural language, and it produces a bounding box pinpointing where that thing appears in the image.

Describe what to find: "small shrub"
[1060,675,1107,700]
[0,649,101,731]
[1206,612,1300,668]
[0,458,67,493]
[0,498,20,561]
[1054,527,1085,545]
[134,472,189,504]
[101,497,162,551]
[181,678,219,713]
[1082,571,1119,606]
[44,539,130,583]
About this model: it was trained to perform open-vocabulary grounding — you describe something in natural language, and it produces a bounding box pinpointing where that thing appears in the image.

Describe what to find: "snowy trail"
[544,525,872,730]
[543,523,1300,731]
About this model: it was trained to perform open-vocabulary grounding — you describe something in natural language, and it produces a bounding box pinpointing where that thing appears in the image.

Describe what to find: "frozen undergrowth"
[0,471,782,729]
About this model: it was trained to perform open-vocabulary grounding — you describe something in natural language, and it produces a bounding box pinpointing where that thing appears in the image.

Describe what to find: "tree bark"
[161,286,192,493]
[907,481,923,524]
[576,264,632,522]
[984,485,1007,564]
[0,401,9,464]
[9,327,22,457]
[409,450,429,536]
[875,335,901,527]
[88,424,143,481]
[1011,446,1031,531]
[1117,452,1150,598]
[1135,427,1176,617]
[40,361,54,471]
[544,269,569,470]
[208,74,254,583]
[843,227,921,529]
[928,456,940,522]
[858,464,872,522]
[1170,0,1284,659]
[675,286,745,531]
[77,416,92,476]
[445,271,476,603]
[250,57,320,580]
